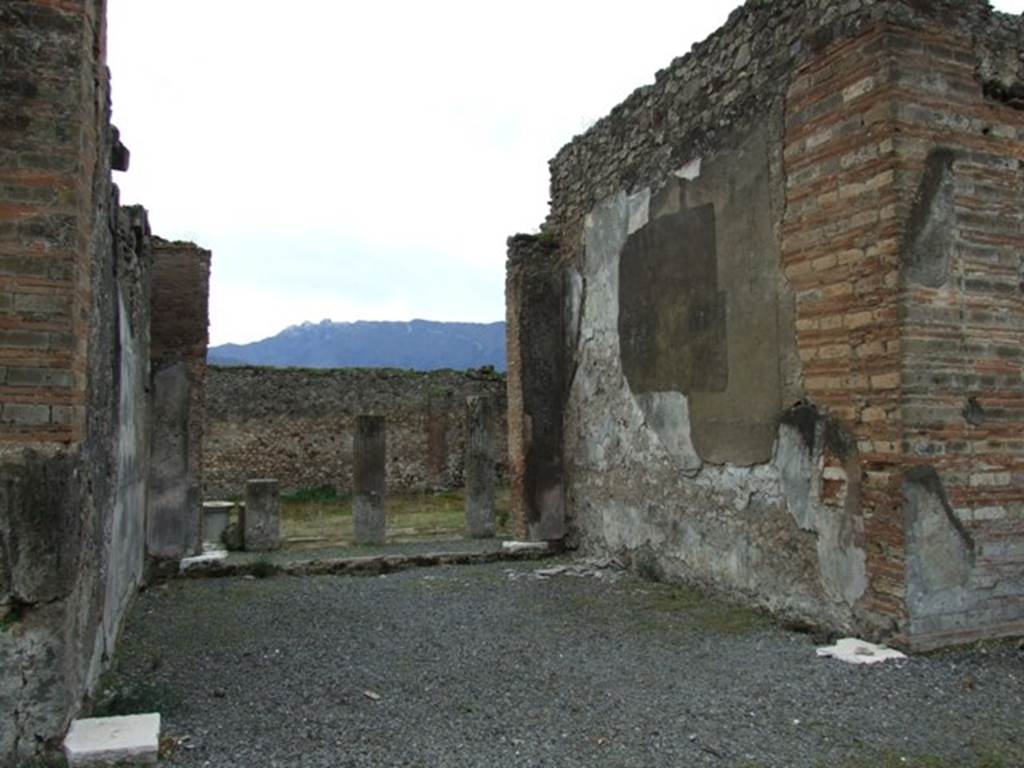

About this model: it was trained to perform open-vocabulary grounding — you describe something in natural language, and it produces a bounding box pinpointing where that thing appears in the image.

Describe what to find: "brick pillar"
[782,23,907,632]
[353,415,386,544]
[506,234,566,541]
[146,239,211,561]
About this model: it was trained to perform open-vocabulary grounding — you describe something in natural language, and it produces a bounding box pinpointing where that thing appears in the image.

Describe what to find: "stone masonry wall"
[514,0,1024,648]
[0,1,156,760]
[147,238,210,561]
[204,366,508,498]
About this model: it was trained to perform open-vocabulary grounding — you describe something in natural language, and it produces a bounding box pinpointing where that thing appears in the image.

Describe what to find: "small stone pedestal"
[353,415,386,545]
[202,501,235,549]
[243,479,280,551]
[465,394,497,538]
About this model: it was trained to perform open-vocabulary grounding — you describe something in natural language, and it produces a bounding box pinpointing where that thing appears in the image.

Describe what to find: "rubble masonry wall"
[204,366,508,498]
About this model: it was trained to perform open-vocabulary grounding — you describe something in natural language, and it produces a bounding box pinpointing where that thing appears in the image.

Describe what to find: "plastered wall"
[509,0,1024,649]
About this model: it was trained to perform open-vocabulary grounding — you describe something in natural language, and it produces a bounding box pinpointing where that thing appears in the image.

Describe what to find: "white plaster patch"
[63,714,160,767]
[179,551,227,572]
[816,638,907,666]
[601,502,668,551]
[774,424,867,609]
[502,541,550,553]
[581,191,628,335]
[674,157,702,180]
[572,190,647,472]
[973,506,1008,521]
[634,392,702,477]
[627,188,651,234]
[564,266,584,352]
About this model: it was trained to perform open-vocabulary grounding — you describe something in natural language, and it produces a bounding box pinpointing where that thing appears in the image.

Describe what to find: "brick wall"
[0,1,160,759]
[0,0,109,444]
[892,25,1024,647]
[781,23,906,629]
[782,19,1024,646]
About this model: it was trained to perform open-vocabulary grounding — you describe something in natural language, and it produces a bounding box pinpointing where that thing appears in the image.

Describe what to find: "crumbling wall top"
[546,0,1022,242]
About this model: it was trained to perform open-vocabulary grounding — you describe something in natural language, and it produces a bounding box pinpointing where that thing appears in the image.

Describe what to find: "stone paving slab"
[63,713,160,767]
[179,538,556,578]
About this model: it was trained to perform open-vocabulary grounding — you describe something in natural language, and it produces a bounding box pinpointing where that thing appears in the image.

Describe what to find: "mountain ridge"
[207,319,507,371]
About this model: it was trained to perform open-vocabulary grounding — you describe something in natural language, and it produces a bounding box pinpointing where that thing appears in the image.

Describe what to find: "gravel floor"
[103,559,1024,768]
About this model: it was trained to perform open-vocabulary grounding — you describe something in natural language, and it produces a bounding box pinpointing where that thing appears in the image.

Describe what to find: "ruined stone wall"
[0,1,155,760]
[147,239,210,561]
[204,366,508,498]
[514,0,1024,648]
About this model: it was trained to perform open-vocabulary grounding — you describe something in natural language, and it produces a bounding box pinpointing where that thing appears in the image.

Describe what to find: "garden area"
[273,485,513,548]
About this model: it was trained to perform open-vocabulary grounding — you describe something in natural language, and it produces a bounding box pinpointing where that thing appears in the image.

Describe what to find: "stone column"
[353,415,386,545]
[243,479,280,551]
[465,395,496,538]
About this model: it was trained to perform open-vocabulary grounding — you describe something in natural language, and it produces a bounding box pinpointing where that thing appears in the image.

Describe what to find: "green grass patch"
[280,485,344,504]
[639,583,769,636]
[819,745,1024,768]
[277,486,511,546]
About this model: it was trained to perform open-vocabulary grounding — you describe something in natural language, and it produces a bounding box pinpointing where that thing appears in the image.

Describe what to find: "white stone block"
[816,638,907,666]
[502,540,550,553]
[63,713,160,766]
[674,157,702,180]
[179,550,227,572]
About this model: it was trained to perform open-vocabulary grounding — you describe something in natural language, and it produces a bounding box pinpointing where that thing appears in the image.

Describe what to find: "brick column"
[506,234,566,542]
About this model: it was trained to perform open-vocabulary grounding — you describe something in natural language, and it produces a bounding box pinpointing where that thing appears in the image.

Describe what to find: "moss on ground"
[639,582,770,636]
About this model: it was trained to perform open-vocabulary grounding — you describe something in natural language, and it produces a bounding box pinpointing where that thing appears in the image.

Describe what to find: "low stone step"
[63,713,160,766]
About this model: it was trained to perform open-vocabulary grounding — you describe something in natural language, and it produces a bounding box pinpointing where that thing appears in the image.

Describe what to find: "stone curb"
[178,544,559,579]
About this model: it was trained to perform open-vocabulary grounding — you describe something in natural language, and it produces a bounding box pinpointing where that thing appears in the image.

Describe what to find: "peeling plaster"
[569,127,867,632]
[627,188,651,235]
[775,420,867,609]
[633,392,702,478]
[904,468,976,629]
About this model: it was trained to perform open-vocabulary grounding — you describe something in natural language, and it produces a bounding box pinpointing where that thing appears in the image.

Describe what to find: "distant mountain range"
[207,319,507,372]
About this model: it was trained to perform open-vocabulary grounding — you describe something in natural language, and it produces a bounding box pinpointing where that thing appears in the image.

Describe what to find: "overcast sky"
[107,1,1024,346]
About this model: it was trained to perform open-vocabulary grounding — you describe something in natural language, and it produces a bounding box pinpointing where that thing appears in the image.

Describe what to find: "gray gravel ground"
[103,559,1024,768]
